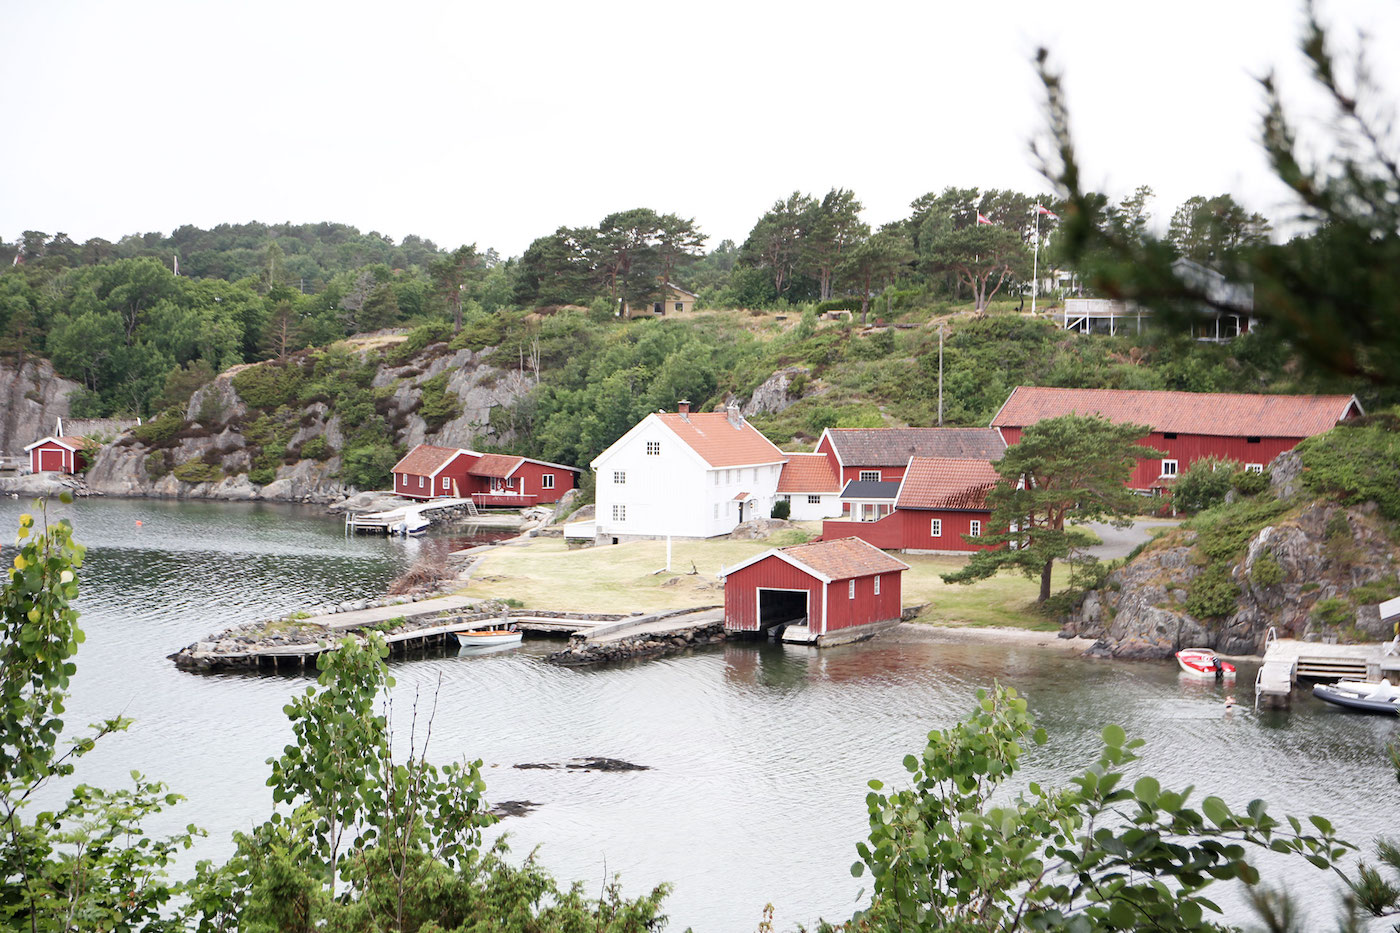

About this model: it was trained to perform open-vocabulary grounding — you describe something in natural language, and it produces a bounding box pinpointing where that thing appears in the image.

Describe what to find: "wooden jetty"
[1255,626,1400,709]
[346,497,479,535]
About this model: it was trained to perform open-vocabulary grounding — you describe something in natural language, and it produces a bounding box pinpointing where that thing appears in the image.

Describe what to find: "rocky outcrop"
[0,358,80,455]
[722,366,811,418]
[374,347,537,450]
[1067,502,1400,658]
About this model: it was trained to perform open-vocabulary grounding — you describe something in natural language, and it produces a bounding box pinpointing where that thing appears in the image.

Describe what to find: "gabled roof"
[723,536,909,583]
[391,444,463,477]
[663,280,699,299]
[896,457,1001,511]
[840,480,901,501]
[777,452,841,494]
[822,427,1006,467]
[656,412,786,468]
[24,435,89,453]
[990,386,1362,439]
[468,453,525,478]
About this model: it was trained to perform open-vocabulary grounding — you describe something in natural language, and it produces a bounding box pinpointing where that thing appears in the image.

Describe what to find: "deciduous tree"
[920,223,1031,314]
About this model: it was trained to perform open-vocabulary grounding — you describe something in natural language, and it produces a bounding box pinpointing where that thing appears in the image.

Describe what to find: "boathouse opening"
[757,588,808,633]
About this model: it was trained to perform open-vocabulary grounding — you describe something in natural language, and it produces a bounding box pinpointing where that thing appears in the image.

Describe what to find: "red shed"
[391,445,477,500]
[991,387,1362,492]
[25,435,90,475]
[722,537,908,646]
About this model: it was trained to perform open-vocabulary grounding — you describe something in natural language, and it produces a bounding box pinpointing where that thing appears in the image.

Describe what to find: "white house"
[775,452,843,521]
[591,401,787,542]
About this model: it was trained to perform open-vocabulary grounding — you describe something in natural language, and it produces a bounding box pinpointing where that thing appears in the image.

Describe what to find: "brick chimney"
[677,399,691,421]
[726,402,743,429]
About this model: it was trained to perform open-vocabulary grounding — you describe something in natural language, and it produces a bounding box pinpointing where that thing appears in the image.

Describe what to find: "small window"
[646,441,661,456]
[613,471,626,484]
[930,519,943,537]
[1161,459,1178,477]
[612,504,626,522]
[442,477,450,489]
[874,575,881,595]
[674,302,683,312]
[1246,436,1262,444]
[969,520,982,537]
[541,474,555,489]
[713,503,719,519]
[1245,463,1264,474]
[713,472,719,486]
[417,476,424,488]
[1163,432,1178,440]
[807,495,821,504]
[848,580,855,599]
[859,470,880,482]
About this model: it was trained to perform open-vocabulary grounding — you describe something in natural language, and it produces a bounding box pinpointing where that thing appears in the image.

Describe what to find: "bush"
[1351,576,1400,606]
[1297,419,1400,519]
[1185,564,1240,618]
[144,449,170,479]
[1312,596,1354,627]
[417,372,462,432]
[1251,552,1284,586]
[771,499,791,520]
[1173,457,1238,512]
[133,410,183,447]
[299,436,332,461]
[339,442,401,490]
[1230,467,1270,495]
[171,460,223,484]
[232,360,306,411]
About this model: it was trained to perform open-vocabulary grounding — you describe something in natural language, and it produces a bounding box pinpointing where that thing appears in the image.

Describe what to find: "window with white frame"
[969,520,982,537]
[613,471,626,484]
[442,477,449,489]
[612,504,626,522]
[712,472,719,486]
[874,575,881,595]
[541,474,555,489]
[859,470,880,482]
[417,476,424,488]
[713,503,719,519]
[1245,463,1264,474]
[930,518,943,537]
[646,441,660,456]
[807,495,821,504]
[1161,459,1178,477]
[848,579,855,599]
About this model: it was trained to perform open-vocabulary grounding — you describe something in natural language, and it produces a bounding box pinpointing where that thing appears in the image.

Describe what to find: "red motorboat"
[1176,648,1236,679]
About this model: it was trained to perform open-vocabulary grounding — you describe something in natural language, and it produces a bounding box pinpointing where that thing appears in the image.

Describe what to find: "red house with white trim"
[25,436,90,475]
[390,444,578,504]
[990,387,1362,492]
[821,457,1002,553]
[722,536,908,646]
[814,427,1005,488]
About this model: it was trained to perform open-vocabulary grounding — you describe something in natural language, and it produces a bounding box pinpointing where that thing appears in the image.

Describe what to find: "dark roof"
[896,458,1001,511]
[824,428,1006,467]
[780,537,909,581]
[990,386,1361,438]
[840,480,901,500]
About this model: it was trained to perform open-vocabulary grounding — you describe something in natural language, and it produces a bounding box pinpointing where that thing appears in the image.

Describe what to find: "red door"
[38,448,66,473]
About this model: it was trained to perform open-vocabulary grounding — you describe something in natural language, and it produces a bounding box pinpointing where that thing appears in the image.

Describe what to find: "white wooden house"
[590,401,787,542]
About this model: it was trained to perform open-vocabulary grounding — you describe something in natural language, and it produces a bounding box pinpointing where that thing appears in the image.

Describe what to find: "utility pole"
[937,322,944,426]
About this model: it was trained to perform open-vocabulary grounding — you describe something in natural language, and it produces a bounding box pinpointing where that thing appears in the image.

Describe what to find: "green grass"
[900,555,1069,631]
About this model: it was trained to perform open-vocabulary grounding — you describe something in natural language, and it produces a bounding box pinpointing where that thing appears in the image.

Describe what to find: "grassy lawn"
[465,534,1068,630]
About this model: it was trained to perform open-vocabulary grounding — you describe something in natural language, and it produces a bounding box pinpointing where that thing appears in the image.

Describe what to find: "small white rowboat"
[455,628,523,648]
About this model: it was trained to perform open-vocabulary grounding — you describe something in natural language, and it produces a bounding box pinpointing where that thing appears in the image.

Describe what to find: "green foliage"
[145,449,171,479]
[417,372,462,433]
[1351,576,1400,606]
[172,460,224,484]
[1185,564,1241,618]
[1185,496,1292,565]
[1231,467,1271,496]
[133,408,184,447]
[852,684,1348,932]
[299,435,332,462]
[339,443,400,491]
[1312,597,1355,628]
[1297,418,1400,520]
[771,499,791,520]
[1173,456,1239,513]
[233,359,306,410]
[1251,552,1285,587]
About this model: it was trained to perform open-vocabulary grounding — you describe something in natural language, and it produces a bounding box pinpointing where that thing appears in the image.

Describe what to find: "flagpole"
[1031,208,1039,316]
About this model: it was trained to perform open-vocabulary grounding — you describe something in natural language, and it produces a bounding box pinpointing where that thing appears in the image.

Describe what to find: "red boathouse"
[991,387,1362,492]
[25,435,90,475]
[390,444,578,504]
[721,537,908,646]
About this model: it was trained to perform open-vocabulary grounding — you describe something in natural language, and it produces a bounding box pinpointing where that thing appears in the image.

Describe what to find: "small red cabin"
[722,537,908,646]
[390,444,578,504]
[25,435,89,475]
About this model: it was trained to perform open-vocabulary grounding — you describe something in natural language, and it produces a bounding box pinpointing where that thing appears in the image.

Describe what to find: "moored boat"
[455,627,523,648]
[1176,648,1236,679]
[1312,679,1400,714]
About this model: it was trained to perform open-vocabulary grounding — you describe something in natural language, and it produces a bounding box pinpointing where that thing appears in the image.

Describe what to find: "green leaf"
[1101,724,1126,748]
[1202,796,1231,826]
[1133,776,1160,804]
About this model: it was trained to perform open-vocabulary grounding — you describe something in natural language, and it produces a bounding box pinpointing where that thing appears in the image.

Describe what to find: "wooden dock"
[1255,628,1400,708]
[346,497,479,535]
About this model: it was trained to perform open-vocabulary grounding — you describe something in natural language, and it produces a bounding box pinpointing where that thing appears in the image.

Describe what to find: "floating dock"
[1255,630,1400,708]
[346,497,480,534]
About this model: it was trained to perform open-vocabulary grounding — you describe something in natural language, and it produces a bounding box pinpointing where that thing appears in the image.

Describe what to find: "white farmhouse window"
[779,494,790,502]
[930,519,942,537]
[713,503,719,519]
[1245,463,1263,474]
[1161,459,1178,477]
[613,471,626,484]
[807,495,821,504]
[969,520,982,537]
[646,441,660,456]
[612,504,626,522]
[874,575,881,595]
[442,477,450,489]
[712,472,719,486]
[859,470,880,482]
[541,474,555,489]
[848,579,855,599]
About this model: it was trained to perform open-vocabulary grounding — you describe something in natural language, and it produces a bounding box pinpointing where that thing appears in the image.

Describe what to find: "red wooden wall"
[724,555,826,633]
[30,442,79,474]
[823,569,903,633]
[821,509,995,552]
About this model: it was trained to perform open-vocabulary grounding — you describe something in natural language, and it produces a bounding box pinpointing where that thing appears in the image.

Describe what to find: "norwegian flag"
[975,212,992,225]
[1035,205,1059,219]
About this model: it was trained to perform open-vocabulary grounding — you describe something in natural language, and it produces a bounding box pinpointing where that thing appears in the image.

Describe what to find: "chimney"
[677,399,691,421]
[726,403,743,429]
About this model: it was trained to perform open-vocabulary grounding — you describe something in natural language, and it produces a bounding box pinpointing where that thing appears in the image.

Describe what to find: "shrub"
[133,410,183,447]
[172,460,223,484]
[1185,564,1240,618]
[1172,457,1238,512]
[339,442,401,490]
[1351,576,1400,606]
[232,361,305,411]
[1251,552,1285,586]
[1312,596,1354,627]
[248,465,276,486]
[299,436,332,461]
[417,373,462,432]
[144,449,170,479]
[1230,467,1270,495]
[1297,419,1400,519]
[771,499,791,520]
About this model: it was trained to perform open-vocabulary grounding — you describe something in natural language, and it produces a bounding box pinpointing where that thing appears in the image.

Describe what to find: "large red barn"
[990,387,1361,492]
[722,537,908,646]
[821,457,1002,553]
[390,444,578,504]
[25,435,90,475]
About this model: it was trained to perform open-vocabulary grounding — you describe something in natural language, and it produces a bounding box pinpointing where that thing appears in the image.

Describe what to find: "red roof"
[391,444,461,477]
[896,457,1001,511]
[657,412,786,468]
[24,435,89,452]
[777,453,841,493]
[468,453,524,478]
[823,427,1005,466]
[990,387,1360,439]
[781,537,909,581]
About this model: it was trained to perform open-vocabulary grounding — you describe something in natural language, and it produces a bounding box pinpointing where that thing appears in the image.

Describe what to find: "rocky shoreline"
[545,620,727,666]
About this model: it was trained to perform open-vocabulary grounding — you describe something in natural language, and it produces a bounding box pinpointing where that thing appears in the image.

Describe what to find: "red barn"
[391,444,578,504]
[822,457,1001,553]
[722,537,908,646]
[25,435,90,475]
[815,427,1005,488]
[991,387,1362,492]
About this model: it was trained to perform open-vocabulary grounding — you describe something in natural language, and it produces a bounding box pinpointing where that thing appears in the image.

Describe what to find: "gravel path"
[1080,519,1180,560]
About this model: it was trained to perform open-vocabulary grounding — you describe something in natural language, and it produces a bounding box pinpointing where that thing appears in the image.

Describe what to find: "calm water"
[2,497,1397,931]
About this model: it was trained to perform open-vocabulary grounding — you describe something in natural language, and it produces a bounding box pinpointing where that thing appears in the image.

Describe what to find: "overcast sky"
[3,0,1397,257]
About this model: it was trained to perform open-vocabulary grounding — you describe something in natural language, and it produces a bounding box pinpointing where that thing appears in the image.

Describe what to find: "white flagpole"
[1031,208,1040,316]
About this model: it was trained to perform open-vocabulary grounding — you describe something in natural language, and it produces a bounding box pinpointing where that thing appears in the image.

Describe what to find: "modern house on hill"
[814,427,1006,487]
[391,444,578,505]
[1055,258,1256,341]
[622,281,700,318]
[990,386,1362,492]
[721,536,909,646]
[591,401,787,542]
[821,456,1002,553]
